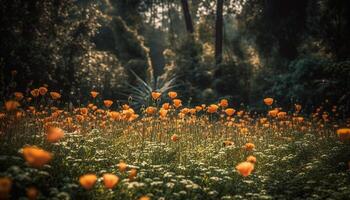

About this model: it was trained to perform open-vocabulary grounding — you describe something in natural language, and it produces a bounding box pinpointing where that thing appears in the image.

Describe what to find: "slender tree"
[181,0,194,34]
[215,0,224,64]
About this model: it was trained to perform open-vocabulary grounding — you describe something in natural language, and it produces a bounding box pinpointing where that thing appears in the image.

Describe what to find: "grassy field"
[1,90,350,200]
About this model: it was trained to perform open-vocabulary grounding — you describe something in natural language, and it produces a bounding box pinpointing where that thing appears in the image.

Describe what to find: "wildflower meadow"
[1,88,350,200]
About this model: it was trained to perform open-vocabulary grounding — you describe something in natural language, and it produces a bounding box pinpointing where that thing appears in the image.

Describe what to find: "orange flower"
[219,99,228,108]
[122,104,130,110]
[263,98,274,106]
[159,108,168,117]
[207,104,218,113]
[26,187,39,200]
[246,156,257,163]
[90,91,99,98]
[235,161,254,177]
[0,177,12,200]
[39,87,48,96]
[80,108,88,115]
[30,89,40,97]
[260,118,268,124]
[129,169,137,180]
[14,92,24,100]
[244,143,255,151]
[46,127,64,143]
[22,146,52,168]
[162,103,170,110]
[295,104,302,112]
[118,161,127,172]
[171,134,179,142]
[151,91,161,100]
[277,111,287,119]
[268,109,279,117]
[103,173,119,189]
[79,174,97,190]
[109,111,120,120]
[168,91,177,99]
[225,108,235,116]
[336,128,350,141]
[223,140,234,147]
[195,106,203,111]
[50,92,61,100]
[4,100,20,111]
[173,99,182,108]
[139,196,151,200]
[104,100,113,108]
[145,106,157,115]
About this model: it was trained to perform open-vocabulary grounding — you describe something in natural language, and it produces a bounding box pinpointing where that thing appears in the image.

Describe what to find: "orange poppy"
[268,109,279,117]
[104,100,113,108]
[162,103,170,110]
[171,134,179,142]
[277,112,287,119]
[0,177,12,199]
[46,127,64,143]
[263,98,274,106]
[30,89,40,97]
[129,169,137,180]
[139,196,150,200]
[151,92,161,100]
[50,92,61,100]
[173,99,182,108]
[225,108,235,116]
[145,106,157,115]
[159,108,168,117]
[4,100,20,111]
[109,111,120,120]
[207,104,218,113]
[14,92,24,100]
[22,146,52,168]
[168,91,177,99]
[195,106,203,111]
[103,173,119,189]
[295,104,302,112]
[118,161,127,172]
[219,99,228,108]
[26,187,39,200]
[244,143,255,151]
[80,108,88,115]
[235,161,254,177]
[223,140,234,147]
[246,156,257,163]
[336,128,350,141]
[79,174,97,190]
[122,104,130,110]
[90,91,99,98]
[39,87,48,96]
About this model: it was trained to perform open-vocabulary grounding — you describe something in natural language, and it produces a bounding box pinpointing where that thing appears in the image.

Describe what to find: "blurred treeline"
[0,0,349,114]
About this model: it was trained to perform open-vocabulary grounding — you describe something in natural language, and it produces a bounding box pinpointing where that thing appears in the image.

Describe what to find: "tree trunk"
[215,0,224,64]
[181,0,194,34]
